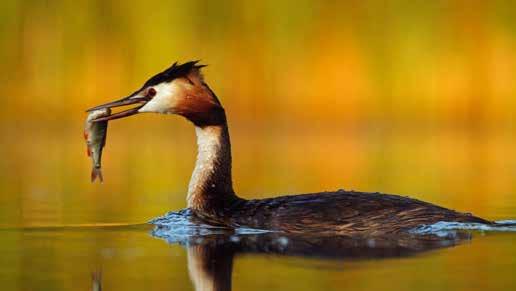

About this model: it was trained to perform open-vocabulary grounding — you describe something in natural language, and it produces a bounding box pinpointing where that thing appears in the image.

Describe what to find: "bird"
[88,60,491,236]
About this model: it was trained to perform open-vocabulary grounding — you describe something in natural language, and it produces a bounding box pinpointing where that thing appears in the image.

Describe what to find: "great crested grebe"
[88,61,491,235]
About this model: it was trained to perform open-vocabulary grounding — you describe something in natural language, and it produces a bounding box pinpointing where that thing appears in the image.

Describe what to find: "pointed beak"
[86,93,151,122]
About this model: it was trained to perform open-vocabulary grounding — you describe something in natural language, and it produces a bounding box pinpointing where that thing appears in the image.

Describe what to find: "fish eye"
[147,87,156,97]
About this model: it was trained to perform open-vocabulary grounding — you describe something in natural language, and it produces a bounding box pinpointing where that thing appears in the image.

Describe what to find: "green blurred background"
[1,0,515,227]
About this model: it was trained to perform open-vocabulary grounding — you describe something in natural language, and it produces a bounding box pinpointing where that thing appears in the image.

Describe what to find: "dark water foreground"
[151,209,516,291]
[1,211,516,291]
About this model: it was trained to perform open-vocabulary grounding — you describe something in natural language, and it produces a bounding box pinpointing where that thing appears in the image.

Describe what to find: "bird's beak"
[86,93,151,122]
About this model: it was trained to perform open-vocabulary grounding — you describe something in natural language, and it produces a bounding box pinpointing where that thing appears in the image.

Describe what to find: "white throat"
[187,125,234,208]
[188,126,221,196]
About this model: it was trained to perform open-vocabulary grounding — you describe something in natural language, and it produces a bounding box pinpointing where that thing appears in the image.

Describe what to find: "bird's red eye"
[147,88,156,97]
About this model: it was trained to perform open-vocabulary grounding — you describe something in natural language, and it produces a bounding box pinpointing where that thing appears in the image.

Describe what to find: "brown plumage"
[215,190,489,236]
[89,61,492,236]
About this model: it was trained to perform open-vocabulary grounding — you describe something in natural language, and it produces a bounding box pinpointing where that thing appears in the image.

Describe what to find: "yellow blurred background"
[1,0,515,226]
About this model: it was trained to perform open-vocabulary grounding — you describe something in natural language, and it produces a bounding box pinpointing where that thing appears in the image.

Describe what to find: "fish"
[84,108,110,183]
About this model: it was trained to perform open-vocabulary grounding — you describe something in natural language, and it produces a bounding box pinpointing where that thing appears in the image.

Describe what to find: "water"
[411,220,516,235]
[2,209,516,291]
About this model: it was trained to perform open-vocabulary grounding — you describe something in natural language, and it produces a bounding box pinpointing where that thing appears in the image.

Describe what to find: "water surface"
[2,209,516,291]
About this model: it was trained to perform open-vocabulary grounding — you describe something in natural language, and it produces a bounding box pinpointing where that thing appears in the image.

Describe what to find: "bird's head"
[87,61,226,126]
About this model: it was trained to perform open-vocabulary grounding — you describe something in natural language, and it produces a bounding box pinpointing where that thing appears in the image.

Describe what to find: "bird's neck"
[187,121,238,213]
[187,245,234,291]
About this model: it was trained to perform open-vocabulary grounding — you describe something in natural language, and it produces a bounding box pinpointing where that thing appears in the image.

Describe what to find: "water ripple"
[411,220,516,236]
[149,209,271,244]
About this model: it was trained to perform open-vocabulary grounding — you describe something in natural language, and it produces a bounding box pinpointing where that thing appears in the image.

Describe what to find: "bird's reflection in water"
[151,224,472,291]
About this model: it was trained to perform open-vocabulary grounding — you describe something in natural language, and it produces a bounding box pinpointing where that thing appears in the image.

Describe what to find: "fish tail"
[91,167,104,183]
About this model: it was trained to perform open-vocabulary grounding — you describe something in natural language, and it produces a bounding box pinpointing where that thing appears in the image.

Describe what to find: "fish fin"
[91,167,104,183]
[86,147,91,157]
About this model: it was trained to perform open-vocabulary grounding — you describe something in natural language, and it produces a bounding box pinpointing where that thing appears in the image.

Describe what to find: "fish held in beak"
[84,108,110,183]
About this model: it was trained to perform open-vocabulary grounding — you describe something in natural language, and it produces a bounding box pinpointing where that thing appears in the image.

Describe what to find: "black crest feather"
[143,60,206,87]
